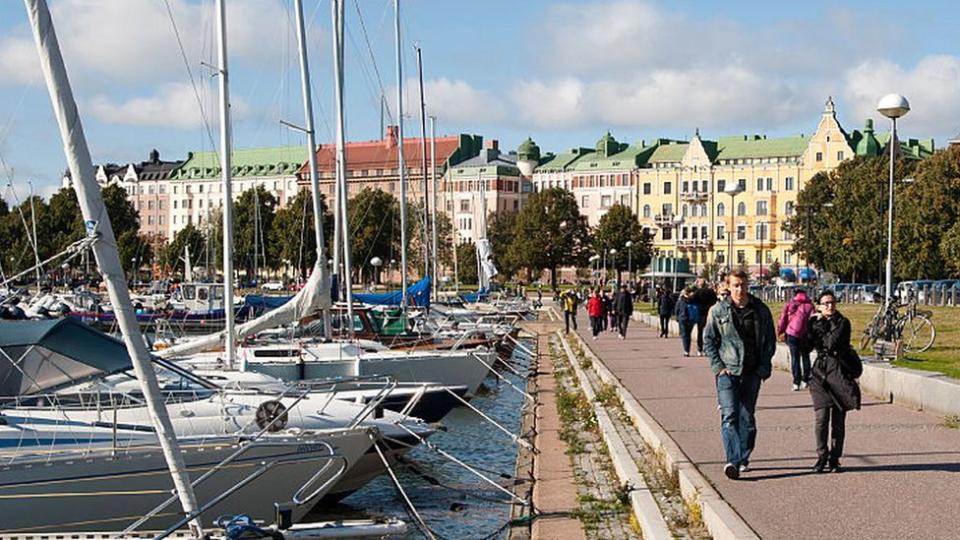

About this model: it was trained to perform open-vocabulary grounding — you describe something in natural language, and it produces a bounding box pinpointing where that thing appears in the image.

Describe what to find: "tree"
[47,187,84,253]
[161,224,205,276]
[486,210,520,280]
[512,188,591,288]
[592,204,651,282]
[348,188,401,281]
[271,189,333,280]
[455,240,478,285]
[233,185,278,278]
[101,184,140,238]
[117,230,153,277]
[940,221,960,277]
[768,259,781,281]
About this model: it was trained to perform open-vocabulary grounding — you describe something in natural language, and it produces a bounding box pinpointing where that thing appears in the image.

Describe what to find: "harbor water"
[310,338,534,538]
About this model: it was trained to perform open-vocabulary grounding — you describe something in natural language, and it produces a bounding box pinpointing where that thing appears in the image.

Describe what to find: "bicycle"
[859,294,936,353]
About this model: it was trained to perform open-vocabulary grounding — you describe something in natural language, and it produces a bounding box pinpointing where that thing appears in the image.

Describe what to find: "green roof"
[714,135,809,161]
[572,141,657,171]
[171,146,308,180]
[535,148,595,172]
[873,132,936,160]
[647,141,689,163]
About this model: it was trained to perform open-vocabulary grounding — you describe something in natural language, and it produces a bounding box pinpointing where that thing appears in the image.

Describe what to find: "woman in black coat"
[807,290,860,473]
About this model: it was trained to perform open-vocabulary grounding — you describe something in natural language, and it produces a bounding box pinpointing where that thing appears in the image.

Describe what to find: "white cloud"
[420,77,504,124]
[88,83,250,129]
[511,78,589,129]
[0,36,40,86]
[843,55,960,138]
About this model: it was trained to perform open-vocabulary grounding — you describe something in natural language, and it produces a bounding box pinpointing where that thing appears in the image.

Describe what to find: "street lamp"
[672,214,685,291]
[370,256,383,287]
[609,248,618,285]
[724,182,745,274]
[878,93,910,302]
[589,254,601,286]
[625,240,634,285]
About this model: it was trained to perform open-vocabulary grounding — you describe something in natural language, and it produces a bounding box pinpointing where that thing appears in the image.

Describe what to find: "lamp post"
[724,182,744,274]
[609,248,618,286]
[625,240,633,285]
[370,256,383,287]
[672,214,685,291]
[877,93,910,302]
[589,254,601,286]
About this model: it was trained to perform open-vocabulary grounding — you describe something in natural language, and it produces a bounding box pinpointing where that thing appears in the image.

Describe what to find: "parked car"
[262,281,284,292]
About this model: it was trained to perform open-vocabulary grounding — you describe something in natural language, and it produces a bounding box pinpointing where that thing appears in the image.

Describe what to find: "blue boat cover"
[243,294,293,312]
[461,287,489,303]
[780,268,796,277]
[798,268,818,280]
[353,277,432,307]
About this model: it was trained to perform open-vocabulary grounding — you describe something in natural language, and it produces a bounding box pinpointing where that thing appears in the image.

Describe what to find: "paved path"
[576,318,960,540]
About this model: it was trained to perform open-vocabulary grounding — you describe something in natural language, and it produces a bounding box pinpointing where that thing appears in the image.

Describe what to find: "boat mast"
[23,0,204,535]
[215,0,237,370]
[429,115,439,299]
[415,46,430,281]
[332,0,355,335]
[292,0,331,339]
[394,0,409,310]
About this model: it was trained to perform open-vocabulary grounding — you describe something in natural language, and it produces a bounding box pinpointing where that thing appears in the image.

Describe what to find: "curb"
[571,327,760,540]
[557,332,673,540]
[635,312,960,418]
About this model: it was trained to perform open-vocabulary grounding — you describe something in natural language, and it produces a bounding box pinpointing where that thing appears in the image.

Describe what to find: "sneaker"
[739,462,750,473]
[791,384,800,391]
[697,351,704,357]
[800,381,808,390]
[723,463,740,480]
[619,335,625,340]
[683,352,690,357]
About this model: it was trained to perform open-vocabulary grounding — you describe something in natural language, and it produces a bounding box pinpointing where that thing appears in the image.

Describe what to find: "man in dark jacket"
[614,284,634,339]
[656,288,674,338]
[691,277,719,356]
[703,270,777,480]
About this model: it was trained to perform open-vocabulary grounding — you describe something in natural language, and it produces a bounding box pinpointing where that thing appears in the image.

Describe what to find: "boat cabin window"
[331,314,364,331]
[253,349,300,358]
[182,285,195,300]
[211,286,223,299]
[197,287,209,301]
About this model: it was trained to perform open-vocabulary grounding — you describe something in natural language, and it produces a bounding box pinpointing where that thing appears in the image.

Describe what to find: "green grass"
[766,301,960,379]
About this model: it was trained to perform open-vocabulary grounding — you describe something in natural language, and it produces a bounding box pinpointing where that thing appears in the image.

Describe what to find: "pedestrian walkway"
[577,318,960,540]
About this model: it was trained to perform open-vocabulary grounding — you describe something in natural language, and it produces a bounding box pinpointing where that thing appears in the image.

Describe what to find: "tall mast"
[28,181,41,282]
[292,0,331,339]
[415,46,430,280]
[394,0,408,310]
[331,0,354,334]
[214,0,237,370]
[429,115,439,300]
[24,0,203,535]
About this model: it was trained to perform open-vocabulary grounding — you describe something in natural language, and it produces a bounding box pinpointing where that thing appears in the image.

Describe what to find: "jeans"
[716,372,762,466]
[695,318,706,353]
[564,311,578,333]
[786,335,811,385]
[815,405,846,461]
[608,313,618,332]
[680,321,695,354]
[617,315,630,337]
[659,315,670,337]
[590,316,603,337]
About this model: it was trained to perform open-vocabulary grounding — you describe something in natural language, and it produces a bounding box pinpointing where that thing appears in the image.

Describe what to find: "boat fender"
[255,400,288,432]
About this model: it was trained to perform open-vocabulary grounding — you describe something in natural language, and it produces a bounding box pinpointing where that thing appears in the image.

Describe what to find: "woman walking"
[808,290,862,473]
[777,289,815,391]
[674,288,696,356]
[587,289,605,340]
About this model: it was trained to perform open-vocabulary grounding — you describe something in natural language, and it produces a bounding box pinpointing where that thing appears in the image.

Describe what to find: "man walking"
[614,284,634,339]
[561,289,579,334]
[691,277,718,356]
[703,270,776,480]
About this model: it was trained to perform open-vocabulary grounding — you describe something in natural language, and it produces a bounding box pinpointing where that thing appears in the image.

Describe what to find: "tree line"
[785,146,960,282]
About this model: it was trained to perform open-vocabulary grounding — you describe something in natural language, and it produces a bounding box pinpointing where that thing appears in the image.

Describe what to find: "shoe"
[812,458,827,474]
[829,459,841,473]
[697,351,704,357]
[619,335,625,340]
[592,336,597,340]
[792,384,800,391]
[683,352,690,357]
[724,463,740,480]
[800,381,808,390]
[739,462,750,473]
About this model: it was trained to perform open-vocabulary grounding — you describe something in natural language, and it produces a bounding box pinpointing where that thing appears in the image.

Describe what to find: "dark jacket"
[614,291,634,317]
[656,292,675,316]
[703,295,776,379]
[674,295,692,322]
[691,287,718,323]
[808,312,860,411]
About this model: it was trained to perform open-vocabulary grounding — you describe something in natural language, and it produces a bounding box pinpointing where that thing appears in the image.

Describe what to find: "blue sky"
[1,0,959,202]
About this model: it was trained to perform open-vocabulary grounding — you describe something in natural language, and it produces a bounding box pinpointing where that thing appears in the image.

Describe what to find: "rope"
[162,0,217,150]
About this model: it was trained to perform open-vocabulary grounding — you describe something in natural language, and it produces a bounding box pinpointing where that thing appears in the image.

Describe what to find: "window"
[766,177,773,191]
[642,205,651,218]
[784,252,793,264]
[702,181,708,192]
[147,200,154,210]
[691,204,698,217]
[717,250,726,264]
[173,200,178,209]
[783,230,793,240]
[158,200,164,210]
[158,216,164,225]
[837,151,844,161]
[785,201,794,215]
[173,186,178,194]
[682,204,688,217]
[738,178,746,191]
[581,196,589,208]
[148,185,155,195]
[755,250,762,264]
[756,178,764,191]
[717,225,725,240]
[147,215,153,225]
[785,176,795,191]
[816,152,823,162]
[700,204,707,216]
[737,250,745,264]
[601,195,612,208]
[737,201,746,216]
[662,228,673,240]
[681,226,689,240]
[737,225,746,240]
[756,201,768,216]
[662,203,673,216]
[159,185,166,194]
[199,184,204,193]
[663,182,672,195]
[459,200,470,212]
[682,181,689,193]
[643,182,651,195]
[717,179,726,193]
[717,202,725,217]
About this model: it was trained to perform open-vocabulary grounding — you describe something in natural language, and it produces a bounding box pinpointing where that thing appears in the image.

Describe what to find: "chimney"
[385,125,399,149]
[485,139,499,151]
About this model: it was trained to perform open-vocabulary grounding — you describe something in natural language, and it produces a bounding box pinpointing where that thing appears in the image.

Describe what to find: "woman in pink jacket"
[777,289,815,390]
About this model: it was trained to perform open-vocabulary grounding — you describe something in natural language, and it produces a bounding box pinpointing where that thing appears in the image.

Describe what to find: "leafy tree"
[233,185,278,278]
[348,188,401,281]
[101,184,140,238]
[271,189,333,280]
[117,230,153,276]
[455,240,478,286]
[161,224,205,276]
[512,188,591,288]
[486,210,520,280]
[768,259,781,281]
[940,221,960,277]
[47,187,84,252]
[406,203,456,281]
[592,204,651,282]
[894,146,960,279]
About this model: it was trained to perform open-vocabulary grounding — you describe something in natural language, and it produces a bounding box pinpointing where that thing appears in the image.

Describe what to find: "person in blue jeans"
[703,270,776,480]
[674,288,696,356]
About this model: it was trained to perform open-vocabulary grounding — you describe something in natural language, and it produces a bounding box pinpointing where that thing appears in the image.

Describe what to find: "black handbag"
[840,346,863,379]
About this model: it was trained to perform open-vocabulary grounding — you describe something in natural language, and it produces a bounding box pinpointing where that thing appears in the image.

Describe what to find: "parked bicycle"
[859,293,936,353]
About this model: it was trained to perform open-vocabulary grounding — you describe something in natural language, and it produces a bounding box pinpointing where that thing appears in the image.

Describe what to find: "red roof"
[298,127,464,176]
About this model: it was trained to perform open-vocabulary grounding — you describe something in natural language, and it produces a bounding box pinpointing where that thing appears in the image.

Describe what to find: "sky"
[1,0,959,203]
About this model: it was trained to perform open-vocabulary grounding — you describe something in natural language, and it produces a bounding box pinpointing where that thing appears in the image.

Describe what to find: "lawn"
[766,301,960,380]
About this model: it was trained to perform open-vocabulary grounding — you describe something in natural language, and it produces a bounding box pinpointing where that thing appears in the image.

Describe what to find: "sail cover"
[476,238,498,289]
[353,276,431,307]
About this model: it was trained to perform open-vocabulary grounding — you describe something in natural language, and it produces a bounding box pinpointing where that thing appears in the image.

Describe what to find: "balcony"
[680,190,709,203]
[654,213,676,226]
[677,238,713,250]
